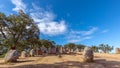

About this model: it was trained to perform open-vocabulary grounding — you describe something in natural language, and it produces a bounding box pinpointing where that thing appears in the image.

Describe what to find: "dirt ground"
[0,53,120,68]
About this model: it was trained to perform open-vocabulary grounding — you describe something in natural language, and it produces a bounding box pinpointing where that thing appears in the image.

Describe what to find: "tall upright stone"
[62,48,65,54]
[59,47,63,54]
[116,48,120,54]
[4,50,19,62]
[21,51,27,58]
[48,47,51,54]
[83,47,94,62]
[75,48,79,52]
[51,47,56,54]
[30,49,34,57]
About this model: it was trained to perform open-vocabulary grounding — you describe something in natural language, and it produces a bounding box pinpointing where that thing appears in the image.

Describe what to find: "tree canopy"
[0,10,40,51]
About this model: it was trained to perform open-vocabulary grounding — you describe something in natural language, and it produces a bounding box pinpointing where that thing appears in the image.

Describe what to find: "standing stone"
[71,49,74,52]
[48,48,51,54]
[56,47,60,55]
[83,47,94,62]
[50,48,53,54]
[75,48,79,52]
[116,48,120,54]
[51,47,56,54]
[4,50,19,62]
[62,48,66,54]
[21,51,27,58]
[41,46,47,55]
[37,48,42,55]
[30,49,34,57]
[59,47,63,54]
[41,46,46,52]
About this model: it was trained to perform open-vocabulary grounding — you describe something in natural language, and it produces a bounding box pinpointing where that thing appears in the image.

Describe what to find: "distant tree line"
[64,43,113,53]
[39,41,114,53]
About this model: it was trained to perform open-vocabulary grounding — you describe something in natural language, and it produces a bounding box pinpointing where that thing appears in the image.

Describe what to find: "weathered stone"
[51,48,56,54]
[21,51,27,58]
[4,50,19,62]
[75,48,79,52]
[48,48,51,54]
[83,47,94,62]
[30,49,34,57]
[41,46,47,53]
[116,48,120,54]
[59,47,63,54]
[37,48,42,55]
[62,48,66,54]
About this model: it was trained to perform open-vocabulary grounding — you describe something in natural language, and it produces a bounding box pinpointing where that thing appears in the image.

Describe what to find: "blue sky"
[0,0,120,51]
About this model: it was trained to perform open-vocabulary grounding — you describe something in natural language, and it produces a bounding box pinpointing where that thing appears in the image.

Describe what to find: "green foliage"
[64,43,76,51]
[40,39,55,49]
[91,45,99,52]
[0,10,40,51]
[76,44,85,51]
[99,44,113,53]
[64,43,86,52]
[56,45,62,49]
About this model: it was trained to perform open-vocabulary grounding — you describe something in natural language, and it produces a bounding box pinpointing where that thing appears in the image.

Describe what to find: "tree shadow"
[0,60,34,66]
[8,59,120,68]
[15,60,34,63]
[95,59,120,68]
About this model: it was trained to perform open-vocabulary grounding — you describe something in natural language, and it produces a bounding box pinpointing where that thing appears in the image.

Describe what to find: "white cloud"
[38,21,66,35]
[66,27,97,43]
[101,29,109,33]
[83,27,98,36]
[30,3,67,36]
[11,0,26,12]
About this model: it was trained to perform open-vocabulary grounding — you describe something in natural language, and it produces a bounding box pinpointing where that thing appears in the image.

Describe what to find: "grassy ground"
[0,53,120,68]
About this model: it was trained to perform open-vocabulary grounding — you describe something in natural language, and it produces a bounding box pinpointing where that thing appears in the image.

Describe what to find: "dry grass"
[0,52,120,68]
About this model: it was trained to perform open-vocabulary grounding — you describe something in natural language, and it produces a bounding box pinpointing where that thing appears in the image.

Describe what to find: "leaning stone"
[4,50,19,62]
[83,47,94,62]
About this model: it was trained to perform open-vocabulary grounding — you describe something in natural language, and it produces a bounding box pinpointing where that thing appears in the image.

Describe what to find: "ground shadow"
[5,59,120,68]
[0,60,34,66]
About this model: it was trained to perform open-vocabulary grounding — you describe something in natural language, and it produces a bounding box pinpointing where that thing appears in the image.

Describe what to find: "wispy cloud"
[11,0,26,12]
[70,27,98,36]
[66,27,98,43]
[101,29,109,33]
